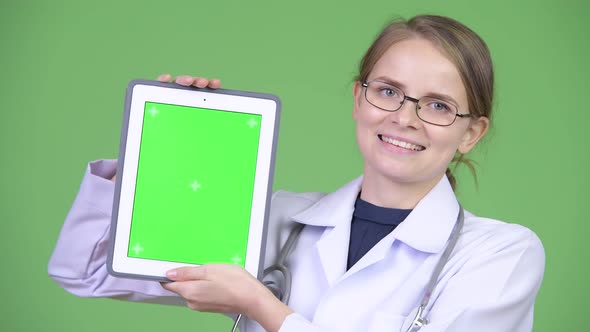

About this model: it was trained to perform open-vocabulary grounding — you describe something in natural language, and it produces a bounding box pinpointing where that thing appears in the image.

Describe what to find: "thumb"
[166,265,208,281]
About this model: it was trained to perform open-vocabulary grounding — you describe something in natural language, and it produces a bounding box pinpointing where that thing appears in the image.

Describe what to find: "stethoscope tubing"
[405,205,464,331]
[232,206,465,332]
[231,224,305,332]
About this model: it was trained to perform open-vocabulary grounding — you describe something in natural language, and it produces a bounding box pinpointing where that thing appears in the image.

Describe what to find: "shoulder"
[462,211,544,252]
[429,212,546,328]
[269,190,327,220]
[458,210,545,277]
[263,190,327,266]
[271,190,327,204]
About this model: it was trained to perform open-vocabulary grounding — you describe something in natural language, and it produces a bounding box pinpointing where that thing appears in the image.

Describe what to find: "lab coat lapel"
[315,220,350,286]
[291,177,362,287]
[393,176,460,253]
[344,175,459,277]
[344,230,395,276]
[290,175,460,285]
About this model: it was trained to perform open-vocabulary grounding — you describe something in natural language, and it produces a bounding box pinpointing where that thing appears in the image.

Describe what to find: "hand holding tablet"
[107,79,281,282]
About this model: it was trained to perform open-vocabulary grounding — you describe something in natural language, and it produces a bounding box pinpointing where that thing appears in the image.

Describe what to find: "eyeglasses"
[361,80,471,126]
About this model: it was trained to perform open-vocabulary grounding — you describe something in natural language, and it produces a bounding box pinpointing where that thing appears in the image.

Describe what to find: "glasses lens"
[417,97,458,126]
[365,81,404,111]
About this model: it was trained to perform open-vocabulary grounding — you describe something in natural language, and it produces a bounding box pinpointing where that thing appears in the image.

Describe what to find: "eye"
[427,100,452,113]
[377,86,400,98]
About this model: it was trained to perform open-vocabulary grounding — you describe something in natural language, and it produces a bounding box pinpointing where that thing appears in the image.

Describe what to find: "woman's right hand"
[156,74,222,89]
[110,74,223,183]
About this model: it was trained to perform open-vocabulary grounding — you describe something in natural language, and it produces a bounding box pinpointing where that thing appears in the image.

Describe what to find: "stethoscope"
[231,205,465,332]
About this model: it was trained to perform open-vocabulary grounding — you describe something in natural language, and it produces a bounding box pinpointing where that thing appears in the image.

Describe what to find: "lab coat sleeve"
[278,313,330,332]
[420,224,546,332]
[48,159,184,305]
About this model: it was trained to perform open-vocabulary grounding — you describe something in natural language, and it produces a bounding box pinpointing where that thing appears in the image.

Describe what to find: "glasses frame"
[361,80,471,127]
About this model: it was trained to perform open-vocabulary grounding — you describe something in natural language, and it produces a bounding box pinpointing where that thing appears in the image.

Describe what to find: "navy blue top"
[347,196,412,270]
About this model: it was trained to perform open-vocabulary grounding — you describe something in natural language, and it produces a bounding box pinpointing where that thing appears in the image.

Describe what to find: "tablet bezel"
[107,79,280,282]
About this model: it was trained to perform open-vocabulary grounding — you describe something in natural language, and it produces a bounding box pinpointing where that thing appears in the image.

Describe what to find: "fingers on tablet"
[175,75,195,86]
[192,77,209,88]
[191,77,222,89]
[209,79,222,89]
[159,74,222,89]
[157,73,172,82]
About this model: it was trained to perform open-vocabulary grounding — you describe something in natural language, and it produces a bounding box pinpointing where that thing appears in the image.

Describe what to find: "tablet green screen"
[126,101,262,266]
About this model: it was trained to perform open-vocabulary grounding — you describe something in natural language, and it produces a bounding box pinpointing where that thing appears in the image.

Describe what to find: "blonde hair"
[356,15,494,190]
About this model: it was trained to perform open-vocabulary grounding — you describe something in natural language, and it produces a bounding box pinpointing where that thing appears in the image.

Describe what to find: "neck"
[359,167,444,209]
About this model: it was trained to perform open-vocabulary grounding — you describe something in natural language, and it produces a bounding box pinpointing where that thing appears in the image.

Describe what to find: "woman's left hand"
[162,264,263,314]
[161,264,293,331]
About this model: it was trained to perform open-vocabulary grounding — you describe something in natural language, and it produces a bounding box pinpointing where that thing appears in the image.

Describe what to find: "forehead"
[370,38,467,105]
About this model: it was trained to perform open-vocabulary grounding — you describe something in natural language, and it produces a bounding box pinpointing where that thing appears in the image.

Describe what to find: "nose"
[389,96,421,129]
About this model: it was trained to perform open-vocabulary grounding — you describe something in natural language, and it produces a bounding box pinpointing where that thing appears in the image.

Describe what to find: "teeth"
[381,136,424,151]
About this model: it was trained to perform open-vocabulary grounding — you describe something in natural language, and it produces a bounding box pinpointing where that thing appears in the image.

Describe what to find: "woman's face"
[353,38,489,188]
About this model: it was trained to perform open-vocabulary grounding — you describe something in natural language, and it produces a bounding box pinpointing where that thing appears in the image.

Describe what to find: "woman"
[48,15,545,332]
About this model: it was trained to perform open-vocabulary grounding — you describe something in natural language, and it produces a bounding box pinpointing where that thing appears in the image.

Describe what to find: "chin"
[368,161,444,187]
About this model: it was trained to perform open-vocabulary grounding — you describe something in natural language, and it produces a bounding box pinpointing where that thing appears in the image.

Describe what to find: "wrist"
[246,284,293,332]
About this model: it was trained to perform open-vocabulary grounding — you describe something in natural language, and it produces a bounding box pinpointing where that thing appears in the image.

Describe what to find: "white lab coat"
[48,160,545,332]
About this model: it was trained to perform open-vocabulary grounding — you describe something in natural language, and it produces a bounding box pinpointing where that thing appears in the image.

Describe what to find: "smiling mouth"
[378,135,426,151]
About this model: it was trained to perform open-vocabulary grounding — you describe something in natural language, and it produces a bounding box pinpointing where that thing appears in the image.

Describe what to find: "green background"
[2,0,588,331]
[129,102,261,265]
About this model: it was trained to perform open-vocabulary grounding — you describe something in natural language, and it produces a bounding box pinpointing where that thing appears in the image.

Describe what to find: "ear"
[457,116,489,154]
[352,81,363,121]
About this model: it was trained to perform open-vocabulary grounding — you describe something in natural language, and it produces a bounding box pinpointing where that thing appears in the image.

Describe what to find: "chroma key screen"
[126,101,262,267]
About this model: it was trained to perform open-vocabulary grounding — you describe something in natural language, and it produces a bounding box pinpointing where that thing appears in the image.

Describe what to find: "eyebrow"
[372,76,407,89]
[371,76,460,107]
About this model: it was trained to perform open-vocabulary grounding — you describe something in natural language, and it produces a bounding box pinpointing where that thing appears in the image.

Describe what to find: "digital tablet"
[107,79,280,282]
